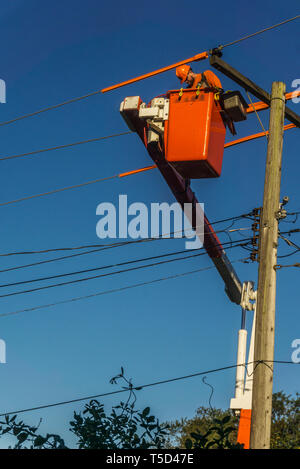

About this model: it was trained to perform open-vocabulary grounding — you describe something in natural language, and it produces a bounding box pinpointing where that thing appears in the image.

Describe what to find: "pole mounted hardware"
[240,281,257,311]
[209,55,300,128]
[276,196,289,220]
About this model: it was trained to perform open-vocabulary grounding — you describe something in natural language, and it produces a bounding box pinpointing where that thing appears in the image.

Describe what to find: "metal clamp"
[240,281,257,311]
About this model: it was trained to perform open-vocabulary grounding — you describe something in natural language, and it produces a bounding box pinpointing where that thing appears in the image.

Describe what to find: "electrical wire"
[275,262,300,269]
[0,210,255,257]
[277,249,300,259]
[0,360,297,417]
[221,15,300,48]
[0,247,208,288]
[0,165,156,207]
[0,226,252,274]
[0,89,104,128]
[0,241,251,299]
[0,175,118,207]
[0,238,251,290]
[0,261,237,318]
[279,234,300,251]
[0,15,297,130]
[246,91,268,138]
[0,132,133,162]
[277,232,300,258]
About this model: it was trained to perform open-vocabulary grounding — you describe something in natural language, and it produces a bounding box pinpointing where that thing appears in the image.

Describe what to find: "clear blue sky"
[0,0,299,447]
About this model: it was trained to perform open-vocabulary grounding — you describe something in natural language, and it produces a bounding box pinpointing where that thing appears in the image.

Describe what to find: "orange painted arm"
[101,51,208,93]
[246,90,300,114]
[225,123,296,148]
[119,165,156,178]
[117,125,296,179]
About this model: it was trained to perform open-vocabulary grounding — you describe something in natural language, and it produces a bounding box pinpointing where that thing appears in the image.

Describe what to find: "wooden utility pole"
[250,82,286,449]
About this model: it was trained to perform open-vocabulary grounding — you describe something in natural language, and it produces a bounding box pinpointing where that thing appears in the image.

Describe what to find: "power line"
[0,15,298,130]
[279,233,300,251]
[275,262,300,269]
[0,239,250,289]
[0,226,252,274]
[0,241,251,299]
[0,165,155,208]
[246,91,268,138]
[0,89,104,128]
[0,210,255,257]
[0,261,230,317]
[0,175,118,207]
[277,249,300,259]
[221,14,300,48]
[0,246,206,288]
[0,360,297,417]
[0,132,133,162]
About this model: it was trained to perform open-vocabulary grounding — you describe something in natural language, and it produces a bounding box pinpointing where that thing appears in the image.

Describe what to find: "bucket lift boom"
[120,95,243,304]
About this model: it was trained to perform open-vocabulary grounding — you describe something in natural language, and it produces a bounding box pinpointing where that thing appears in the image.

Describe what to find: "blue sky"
[0,0,299,447]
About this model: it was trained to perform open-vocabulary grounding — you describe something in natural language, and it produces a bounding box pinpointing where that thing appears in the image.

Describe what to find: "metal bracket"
[210,55,300,128]
[139,98,169,144]
[276,196,289,220]
[240,281,256,311]
[147,121,164,137]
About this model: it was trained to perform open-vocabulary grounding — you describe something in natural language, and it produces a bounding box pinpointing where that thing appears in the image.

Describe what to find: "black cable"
[0,241,251,299]
[0,16,297,132]
[0,89,104,128]
[0,246,206,289]
[0,261,236,317]
[0,132,133,162]
[0,175,118,207]
[221,15,300,48]
[0,226,252,273]
[0,238,251,290]
[279,234,300,251]
[0,210,254,258]
[277,249,300,259]
[0,360,297,418]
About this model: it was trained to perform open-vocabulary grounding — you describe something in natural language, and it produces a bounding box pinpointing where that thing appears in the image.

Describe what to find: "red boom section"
[121,106,242,304]
[130,111,224,258]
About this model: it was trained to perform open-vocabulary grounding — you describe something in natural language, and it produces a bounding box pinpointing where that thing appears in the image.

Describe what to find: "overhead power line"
[0,360,297,417]
[0,132,133,162]
[221,14,300,48]
[0,210,255,257]
[0,15,297,129]
[275,262,300,269]
[0,261,231,317]
[0,240,251,299]
[0,89,104,128]
[0,175,118,207]
[0,226,252,274]
[0,164,156,208]
[0,239,251,289]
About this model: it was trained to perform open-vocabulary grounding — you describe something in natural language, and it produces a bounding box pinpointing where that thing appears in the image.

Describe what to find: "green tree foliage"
[0,400,168,449]
[69,399,168,449]
[0,369,168,449]
[165,406,240,449]
[271,392,300,449]
[165,392,300,449]
[0,377,298,449]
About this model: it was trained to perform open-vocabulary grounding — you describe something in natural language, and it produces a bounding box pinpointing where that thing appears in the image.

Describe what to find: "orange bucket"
[164,89,226,178]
